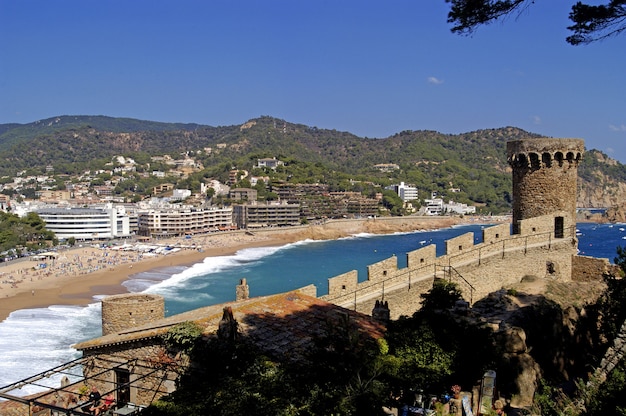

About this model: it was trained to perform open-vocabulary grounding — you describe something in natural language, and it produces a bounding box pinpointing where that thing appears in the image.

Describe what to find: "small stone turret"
[507,138,584,236]
[101,293,165,335]
[236,278,250,300]
[372,300,390,323]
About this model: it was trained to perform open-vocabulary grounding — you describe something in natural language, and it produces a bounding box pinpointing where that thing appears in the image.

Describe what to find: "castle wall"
[322,214,580,319]
[101,294,165,335]
[407,244,437,269]
[347,274,436,318]
[482,223,510,243]
[446,232,475,256]
[327,270,359,298]
[297,284,318,298]
[367,256,398,281]
[571,255,614,282]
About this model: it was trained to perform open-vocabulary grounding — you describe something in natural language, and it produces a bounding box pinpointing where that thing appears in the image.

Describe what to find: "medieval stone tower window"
[115,369,131,405]
[554,217,564,239]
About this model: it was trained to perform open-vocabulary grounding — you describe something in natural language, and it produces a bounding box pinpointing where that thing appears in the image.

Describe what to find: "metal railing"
[324,226,576,311]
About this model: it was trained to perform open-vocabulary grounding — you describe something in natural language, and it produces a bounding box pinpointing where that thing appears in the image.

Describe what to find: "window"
[115,369,131,405]
[554,216,564,238]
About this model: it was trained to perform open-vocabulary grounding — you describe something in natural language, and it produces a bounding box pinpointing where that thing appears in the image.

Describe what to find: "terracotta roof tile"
[74,291,385,362]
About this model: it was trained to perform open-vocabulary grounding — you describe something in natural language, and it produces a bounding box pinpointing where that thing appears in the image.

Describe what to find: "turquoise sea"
[0,221,624,394]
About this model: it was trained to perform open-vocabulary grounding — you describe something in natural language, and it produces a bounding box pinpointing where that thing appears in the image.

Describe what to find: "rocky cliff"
[577,150,626,214]
[463,276,609,409]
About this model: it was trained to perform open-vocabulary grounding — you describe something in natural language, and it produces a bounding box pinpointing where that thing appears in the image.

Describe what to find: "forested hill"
[0,115,624,210]
[0,115,533,175]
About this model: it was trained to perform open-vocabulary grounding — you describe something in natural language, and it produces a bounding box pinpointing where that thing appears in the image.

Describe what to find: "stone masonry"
[101,293,165,335]
[507,138,584,236]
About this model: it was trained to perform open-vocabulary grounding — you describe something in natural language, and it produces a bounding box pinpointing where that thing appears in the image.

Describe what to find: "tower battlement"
[507,138,584,236]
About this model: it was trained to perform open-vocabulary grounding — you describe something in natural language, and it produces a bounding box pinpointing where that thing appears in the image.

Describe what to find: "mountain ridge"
[0,115,624,211]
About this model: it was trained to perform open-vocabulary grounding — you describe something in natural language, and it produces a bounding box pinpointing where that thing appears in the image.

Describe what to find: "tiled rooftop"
[74,290,385,361]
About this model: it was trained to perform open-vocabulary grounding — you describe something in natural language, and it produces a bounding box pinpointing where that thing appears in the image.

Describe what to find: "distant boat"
[620,228,625,231]
[419,240,427,245]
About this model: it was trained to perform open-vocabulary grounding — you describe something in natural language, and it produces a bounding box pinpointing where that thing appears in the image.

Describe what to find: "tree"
[381,190,405,216]
[419,279,462,312]
[445,0,626,45]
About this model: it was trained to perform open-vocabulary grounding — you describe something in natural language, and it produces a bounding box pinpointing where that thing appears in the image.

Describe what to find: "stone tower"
[507,138,584,236]
[101,293,165,335]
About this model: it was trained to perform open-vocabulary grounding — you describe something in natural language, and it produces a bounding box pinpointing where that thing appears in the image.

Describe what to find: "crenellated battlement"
[507,138,584,236]
[320,212,609,319]
[507,138,584,168]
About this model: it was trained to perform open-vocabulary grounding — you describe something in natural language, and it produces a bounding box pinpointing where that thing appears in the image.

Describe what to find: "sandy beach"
[0,216,476,322]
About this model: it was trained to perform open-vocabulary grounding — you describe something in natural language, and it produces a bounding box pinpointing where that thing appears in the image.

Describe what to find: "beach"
[0,216,471,322]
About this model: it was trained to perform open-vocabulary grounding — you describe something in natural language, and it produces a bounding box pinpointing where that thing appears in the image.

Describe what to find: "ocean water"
[1,222,624,395]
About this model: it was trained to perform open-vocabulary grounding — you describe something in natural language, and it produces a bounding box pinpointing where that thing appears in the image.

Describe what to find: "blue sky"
[1,1,625,161]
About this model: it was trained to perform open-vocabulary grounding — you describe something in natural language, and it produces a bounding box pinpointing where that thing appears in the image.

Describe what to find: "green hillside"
[1,115,625,212]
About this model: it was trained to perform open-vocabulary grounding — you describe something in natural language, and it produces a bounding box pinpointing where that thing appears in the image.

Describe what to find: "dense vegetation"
[140,263,626,416]
[142,281,497,416]
[0,211,57,254]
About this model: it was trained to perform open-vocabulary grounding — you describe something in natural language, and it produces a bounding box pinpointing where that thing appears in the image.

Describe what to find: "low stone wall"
[571,255,614,282]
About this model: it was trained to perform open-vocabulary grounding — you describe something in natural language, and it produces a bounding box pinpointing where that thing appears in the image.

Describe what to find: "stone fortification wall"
[322,214,583,319]
[446,232,475,256]
[296,284,318,298]
[406,244,436,269]
[572,255,615,282]
[101,294,165,335]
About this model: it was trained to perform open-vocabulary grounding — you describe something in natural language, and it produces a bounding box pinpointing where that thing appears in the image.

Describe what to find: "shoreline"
[0,216,487,322]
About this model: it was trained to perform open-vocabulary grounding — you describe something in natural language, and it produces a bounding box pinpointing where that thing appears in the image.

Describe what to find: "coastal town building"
[35,189,72,202]
[35,205,131,240]
[137,206,234,237]
[387,182,418,202]
[272,182,329,201]
[232,201,300,228]
[444,200,477,215]
[171,189,192,200]
[228,187,258,201]
[373,163,400,172]
[329,191,380,218]
[152,183,175,195]
[423,194,444,215]
[257,157,284,170]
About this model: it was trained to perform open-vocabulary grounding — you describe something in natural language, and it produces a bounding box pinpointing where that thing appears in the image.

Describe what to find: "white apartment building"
[398,182,418,202]
[386,182,419,202]
[36,205,131,240]
[423,197,444,215]
[444,201,477,215]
